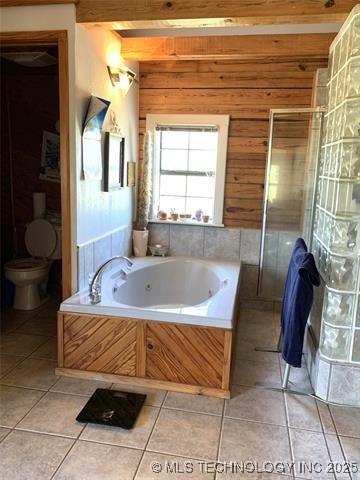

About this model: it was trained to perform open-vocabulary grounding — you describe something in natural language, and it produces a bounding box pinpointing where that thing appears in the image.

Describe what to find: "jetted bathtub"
[61,256,241,329]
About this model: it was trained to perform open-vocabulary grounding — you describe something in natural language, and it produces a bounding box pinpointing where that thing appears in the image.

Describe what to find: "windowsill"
[149,219,224,228]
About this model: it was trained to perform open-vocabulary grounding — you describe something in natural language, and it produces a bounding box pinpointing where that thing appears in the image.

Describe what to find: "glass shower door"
[258,108,324,299]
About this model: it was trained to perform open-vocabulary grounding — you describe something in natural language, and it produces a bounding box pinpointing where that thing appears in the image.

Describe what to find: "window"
[147,114,229,226]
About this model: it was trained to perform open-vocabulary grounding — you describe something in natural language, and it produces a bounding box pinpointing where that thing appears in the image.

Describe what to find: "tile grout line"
[49,407,89,479]
[132,391,166,479]
[327,407,354,480]
[282,362,296,479]
[315,400,342,480]
[215,398,226,463]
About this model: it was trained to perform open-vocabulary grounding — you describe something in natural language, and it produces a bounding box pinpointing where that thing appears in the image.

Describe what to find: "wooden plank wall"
[138,58,328,229]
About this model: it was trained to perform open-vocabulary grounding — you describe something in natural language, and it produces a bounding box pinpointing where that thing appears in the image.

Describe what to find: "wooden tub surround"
[57,312,234,399]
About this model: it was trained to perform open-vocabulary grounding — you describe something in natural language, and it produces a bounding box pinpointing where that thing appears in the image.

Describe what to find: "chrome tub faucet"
[89,255,133,304]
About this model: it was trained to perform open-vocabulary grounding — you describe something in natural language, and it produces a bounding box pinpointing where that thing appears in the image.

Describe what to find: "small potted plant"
[157,210,168,221]
[170,209,178,221]
[133,132,152,257]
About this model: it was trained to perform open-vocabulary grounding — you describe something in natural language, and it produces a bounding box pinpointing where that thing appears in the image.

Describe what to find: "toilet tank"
[45,211,62,260]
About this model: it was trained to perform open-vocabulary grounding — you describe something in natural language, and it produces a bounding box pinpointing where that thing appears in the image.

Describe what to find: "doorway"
[0,31,71,308]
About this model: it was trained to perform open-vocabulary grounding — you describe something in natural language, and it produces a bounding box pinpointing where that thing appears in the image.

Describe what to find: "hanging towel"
[281,238,320,368]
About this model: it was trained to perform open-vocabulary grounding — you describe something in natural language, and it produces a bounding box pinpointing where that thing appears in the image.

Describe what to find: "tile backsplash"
[77,225,132,291]
[149,223,261,264]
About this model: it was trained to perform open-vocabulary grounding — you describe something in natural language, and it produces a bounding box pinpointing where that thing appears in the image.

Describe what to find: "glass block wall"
[312,7,360,366]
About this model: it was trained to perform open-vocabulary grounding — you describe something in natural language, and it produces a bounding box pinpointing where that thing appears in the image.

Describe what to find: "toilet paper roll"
[33,192,46,219]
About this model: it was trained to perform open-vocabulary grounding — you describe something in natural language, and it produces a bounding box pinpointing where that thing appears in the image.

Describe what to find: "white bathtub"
[61,256,241,329]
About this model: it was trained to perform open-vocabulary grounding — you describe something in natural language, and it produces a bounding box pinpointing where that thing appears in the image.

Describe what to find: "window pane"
[188,150,216,172]
[187,176,215,198]
[161,149,188,171]
[159,195,186,213]
[161,131,188,149]
[160,175,186,196]
[186,197,214,218]
[189,131,218,150]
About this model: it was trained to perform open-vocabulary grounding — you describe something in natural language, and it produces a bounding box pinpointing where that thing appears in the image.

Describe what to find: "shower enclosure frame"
[258,107,326,300]
[0,30,72,300]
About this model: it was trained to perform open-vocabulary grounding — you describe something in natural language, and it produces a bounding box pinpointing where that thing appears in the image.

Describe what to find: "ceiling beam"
[75,0,357,26]
[0,0,76,6]
[120,33,336,61]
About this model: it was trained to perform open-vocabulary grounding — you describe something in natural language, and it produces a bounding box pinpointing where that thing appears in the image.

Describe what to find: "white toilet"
[4,218,62,310]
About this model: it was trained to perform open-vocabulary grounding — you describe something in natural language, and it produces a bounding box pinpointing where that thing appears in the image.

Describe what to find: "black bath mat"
[76,388,146,429]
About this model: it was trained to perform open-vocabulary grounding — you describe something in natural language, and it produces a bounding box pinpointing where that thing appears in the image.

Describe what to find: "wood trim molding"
[0,31,72,300]
[0,0,76,5]
[75,0,357,25]
[120,33,336,61]
[56,367,231,399]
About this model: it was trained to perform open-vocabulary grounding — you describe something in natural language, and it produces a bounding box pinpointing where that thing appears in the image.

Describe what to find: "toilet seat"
[5,258,48,273]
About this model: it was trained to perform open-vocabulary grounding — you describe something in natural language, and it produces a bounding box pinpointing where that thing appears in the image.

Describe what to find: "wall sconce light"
[107,65,136,93]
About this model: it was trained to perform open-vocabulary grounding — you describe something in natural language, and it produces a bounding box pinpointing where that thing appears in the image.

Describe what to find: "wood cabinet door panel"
[145,322,225,388]
[63,314,137,376]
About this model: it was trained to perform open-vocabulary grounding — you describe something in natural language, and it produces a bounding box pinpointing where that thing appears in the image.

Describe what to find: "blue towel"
[281,238,320,368]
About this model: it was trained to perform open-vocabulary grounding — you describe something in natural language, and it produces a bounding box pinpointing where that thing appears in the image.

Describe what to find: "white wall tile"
[328,364,360,406]
[83,242,94,290]
[77,247,85,291]
[204,227,241,259]
[169,225,204,257]
[94,236,111,271]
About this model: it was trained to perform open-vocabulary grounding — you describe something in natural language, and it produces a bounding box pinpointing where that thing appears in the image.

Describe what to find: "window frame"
[146,114,230,226]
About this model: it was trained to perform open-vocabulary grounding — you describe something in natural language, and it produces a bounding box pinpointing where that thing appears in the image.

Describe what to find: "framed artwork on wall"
[103,132,125,192]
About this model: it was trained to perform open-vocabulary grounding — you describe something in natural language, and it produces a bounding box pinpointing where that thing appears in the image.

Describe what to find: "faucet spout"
[89,255,133,304]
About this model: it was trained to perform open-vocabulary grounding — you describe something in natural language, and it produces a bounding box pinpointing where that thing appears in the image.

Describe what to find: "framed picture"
[40,131,60,183]
[103,132,125,192]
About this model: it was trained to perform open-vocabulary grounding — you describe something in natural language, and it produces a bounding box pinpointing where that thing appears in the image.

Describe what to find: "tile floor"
[0,299,359,480]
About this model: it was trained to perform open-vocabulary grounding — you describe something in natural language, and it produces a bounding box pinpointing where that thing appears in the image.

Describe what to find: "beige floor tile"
[0,385,44,428]
[325,435,350,480]
[239,322,276,345]
[317,401,336,434]
[136,451,214,479]
[0,310,32,334]
[232,358,281,387]
[0,430,73,480]
[51,376,111,396]
[285,393,322,432]
[0,333,49,356]
[147,409,221,461]
[30,337,57,360]
[80,405,159,449]
[17,392,87,438]
[330,406,360,438]
[225,385,286,426]
[164,392,224,416]
[0,354,24,378]
[219,418,292,474]
[16,317,57,337]
[111,384,166,407]
[289,428,333,479]
[0,358,58,390]
[215,472,292,480]
[0,427,11,442]
[53,439,142,480]
[234,340,279,366]
[339,436,360,480]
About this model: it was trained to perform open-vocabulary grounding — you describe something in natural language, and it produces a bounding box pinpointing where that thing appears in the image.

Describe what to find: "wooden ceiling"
[0,0,358,29]
[119,33,336,61]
